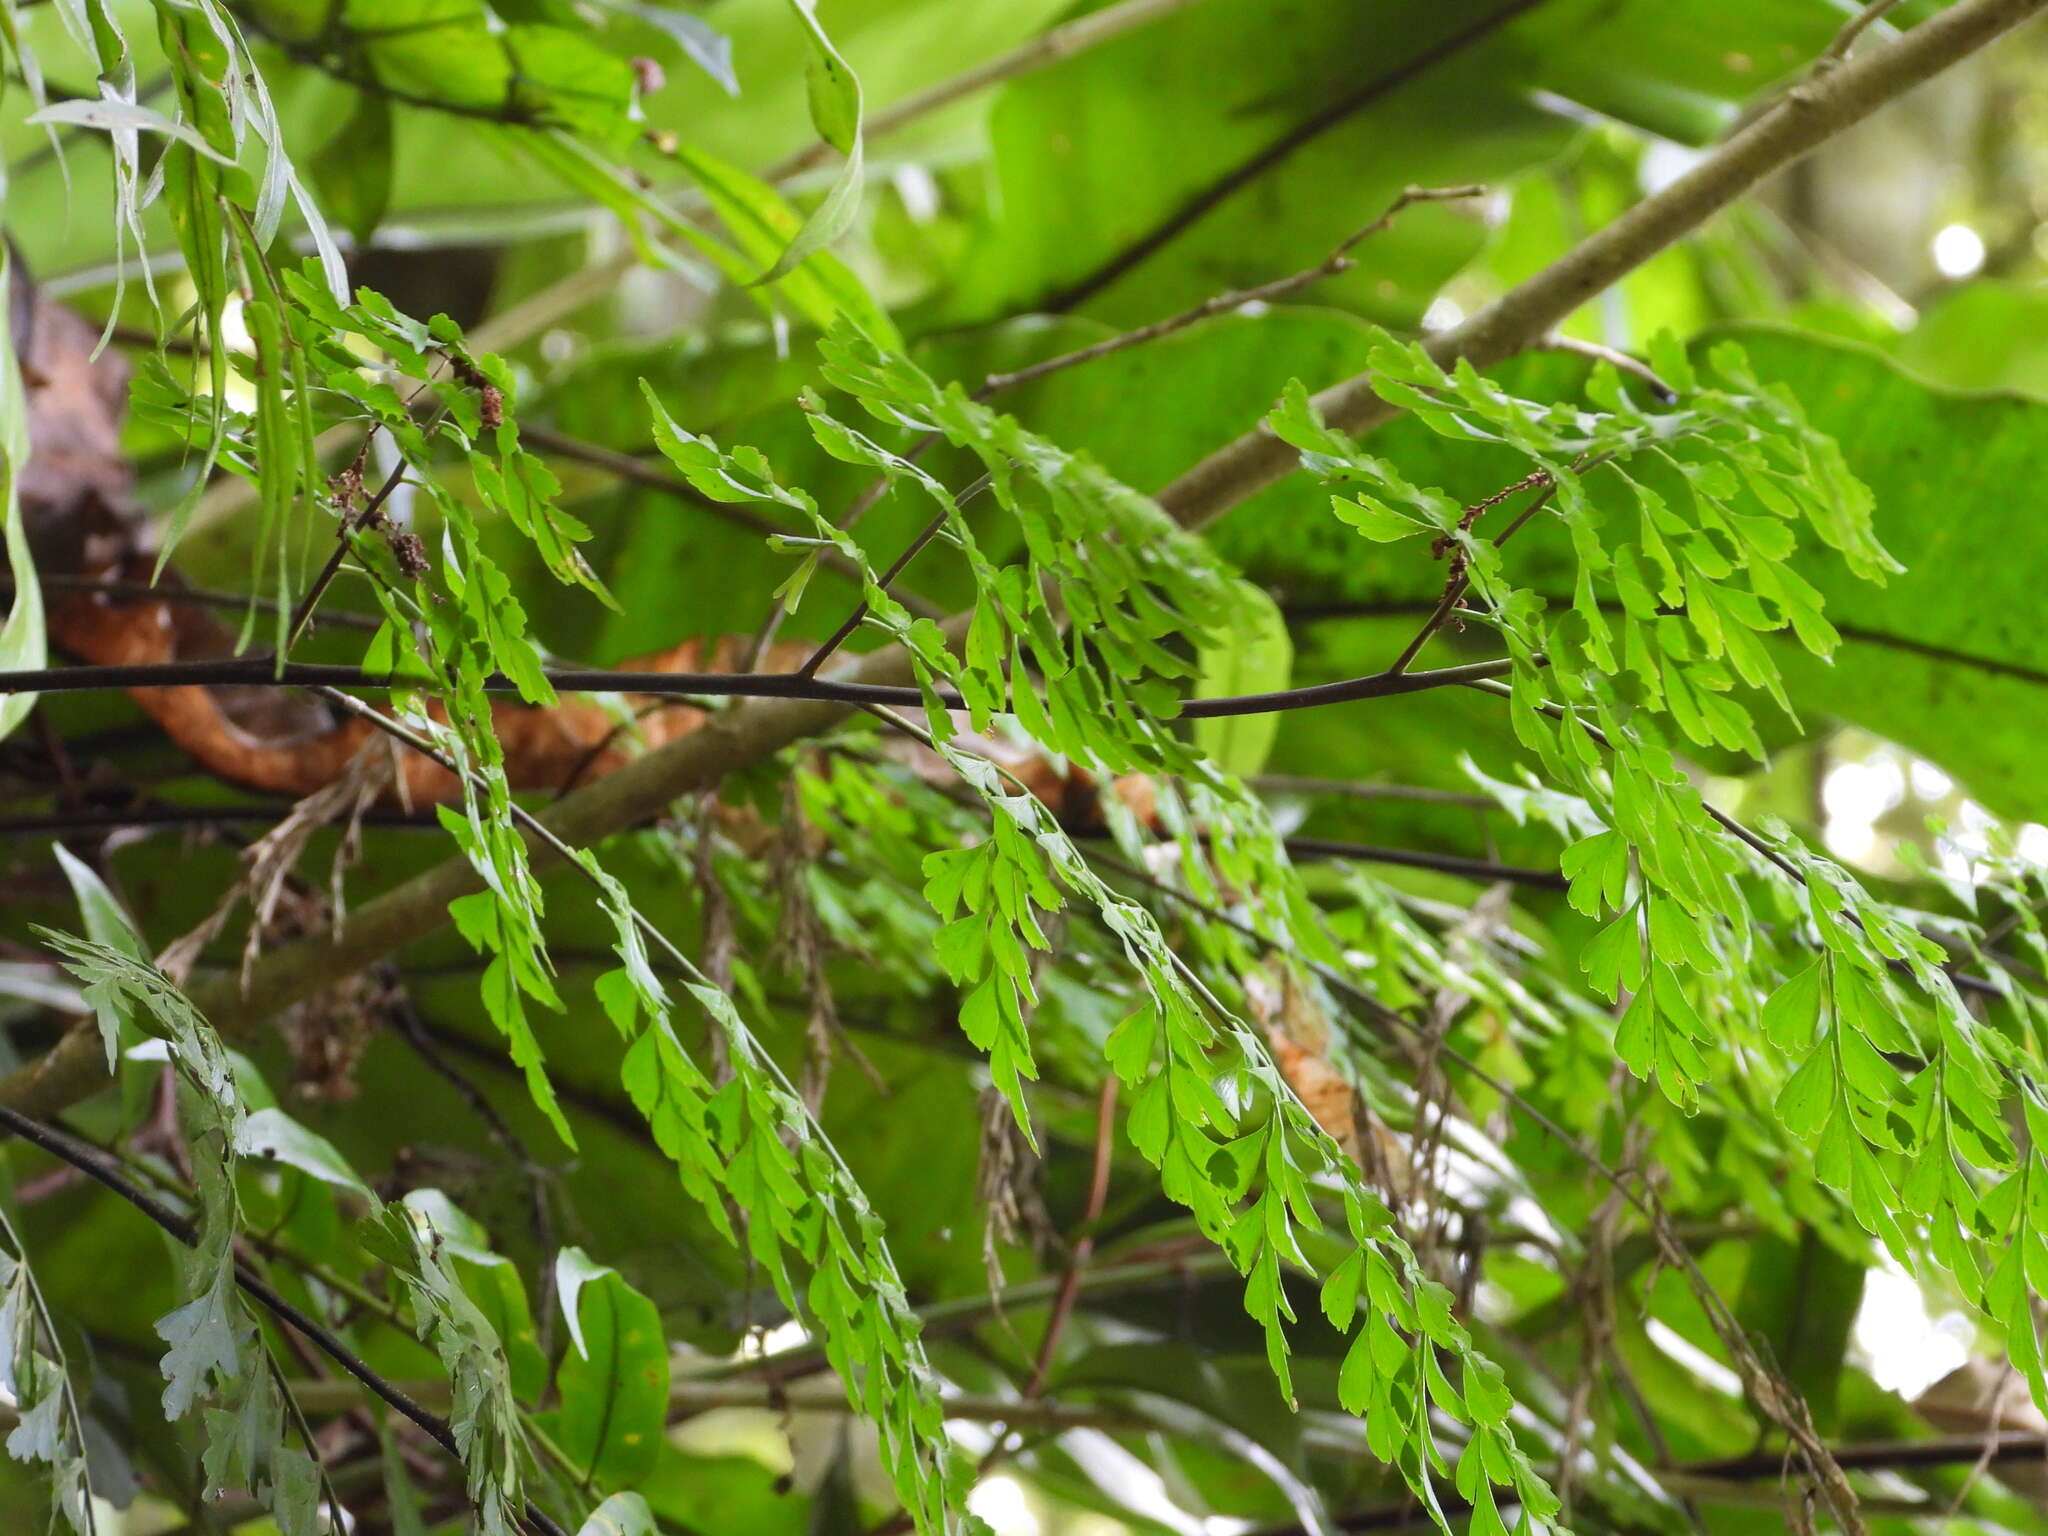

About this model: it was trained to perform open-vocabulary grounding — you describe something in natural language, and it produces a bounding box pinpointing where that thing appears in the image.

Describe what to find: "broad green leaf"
[932,0,1848,328]
[554,1248,669,1484]
[578,1492,657,1536]
[310,91,394,246]
[233,1108,376,1199]
[234,0,635,138]
[380,1412,433,1536]
[1733,1230,1864,1434]
[1890,278,2048,399]
[462,1260,550,1410]
[1194,582,1294,776]
[1714,329,2048,822]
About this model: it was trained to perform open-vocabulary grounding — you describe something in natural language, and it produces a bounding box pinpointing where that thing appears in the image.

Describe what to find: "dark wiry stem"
[0,1102,572,1536]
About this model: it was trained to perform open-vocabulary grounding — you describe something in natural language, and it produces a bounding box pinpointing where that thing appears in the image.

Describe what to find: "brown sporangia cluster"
[447,353,503,432]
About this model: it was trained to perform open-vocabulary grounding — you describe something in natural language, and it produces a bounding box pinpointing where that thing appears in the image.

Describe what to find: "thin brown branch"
[796,506,951,677]
[1384,470,1558,676]
[1818,0,1912,68]
[284,452,411,651]
[797,471,990,677]
[1066,825,1563,888]
[285,1374,1145,1431]
[1532,334,1677,402]
[982,185,1484,396]
[1036,0,1551,313]
[287,351,460,652]
[521,423,771,522]
[1459,676,1803,882]
[1021,1076,1119,1400]
[798,187,1484,676]
[22,575,383,631]
[1386,448,1615,676]
[766,0,1221,183]
[1291,597,2048,690]
[1179,656,1519,717]
[1458,673,2011,1009]
[784,183,1475,678]
[410,1017,657,1146]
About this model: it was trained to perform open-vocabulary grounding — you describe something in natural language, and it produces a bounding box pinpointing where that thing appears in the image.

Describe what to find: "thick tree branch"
[1152,0,2048,531]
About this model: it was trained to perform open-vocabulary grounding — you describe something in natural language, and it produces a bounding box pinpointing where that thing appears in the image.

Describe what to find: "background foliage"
[2,1,2048,1534]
